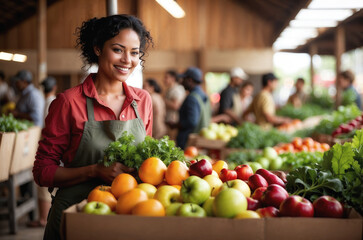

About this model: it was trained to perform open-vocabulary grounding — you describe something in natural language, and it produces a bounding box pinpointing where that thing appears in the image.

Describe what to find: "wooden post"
[309,43,317,94]
[106,0,118,16]
[37,0,47,87]
[197,0,207,91]
[335,26,345,108]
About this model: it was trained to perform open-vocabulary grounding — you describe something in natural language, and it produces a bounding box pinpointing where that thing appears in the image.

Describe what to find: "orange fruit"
[302,137,315,148]
[87,185,117,211]
[212,160,228,174]
[116,188,148,214]
[282,143,295,152]
[131,199,165,217]
[165,160,190,185]
[184,146,199,158]
[292,137,303,149]
[297,145,308,152]
[111,173,138,199]
[321,143,330,151]
[139,157,167,186]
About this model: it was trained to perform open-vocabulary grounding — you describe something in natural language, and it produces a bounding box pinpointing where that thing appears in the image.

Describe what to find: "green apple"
[202,196,215,217]
[269,156,283,170]
[257,157,270,169]
[203,174,223,196]
[181,176,211,205]
[177,203,206,217]
[246,162,263,173]
[219,179,251,198]
[208,123,219,132]
[235,210,261,219]
[83,201,112,215]
[165,202,183,216]
[137,183,157,199]
[200,128,217,140]
[213,188,247,218]
[263,147,278,160]
[153,185,181,208]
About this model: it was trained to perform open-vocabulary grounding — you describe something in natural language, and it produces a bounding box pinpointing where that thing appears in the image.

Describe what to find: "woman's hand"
[95,162,135,184]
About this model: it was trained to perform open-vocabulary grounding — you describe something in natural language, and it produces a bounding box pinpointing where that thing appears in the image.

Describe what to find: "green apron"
[44,97,146,240]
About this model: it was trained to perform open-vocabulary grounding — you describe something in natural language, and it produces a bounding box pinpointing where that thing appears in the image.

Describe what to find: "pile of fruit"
[273,137,330,154]
[199,123,238,142]
[82,156,345,219]
[277,119,302,133]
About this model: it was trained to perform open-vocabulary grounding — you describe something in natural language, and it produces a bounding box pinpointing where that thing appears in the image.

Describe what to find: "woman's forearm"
[52,164,97,188]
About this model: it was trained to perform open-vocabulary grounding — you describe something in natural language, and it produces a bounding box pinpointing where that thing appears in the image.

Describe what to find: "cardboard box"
[61,200,362,240]
[10,126,41,175]
[0,131,16,182]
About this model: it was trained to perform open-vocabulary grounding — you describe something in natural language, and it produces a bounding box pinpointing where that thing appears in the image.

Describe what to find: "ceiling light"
[0,52,13,61]
[308,0,363,9]
[296,9,353,21]
[290,19,337,28]
[156,0,185,18]
[12,54,27,62]
[281,27,318,39]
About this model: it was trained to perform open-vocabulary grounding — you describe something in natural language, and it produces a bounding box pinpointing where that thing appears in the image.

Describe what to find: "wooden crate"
[0,132,16,182]
[186,133,227,150]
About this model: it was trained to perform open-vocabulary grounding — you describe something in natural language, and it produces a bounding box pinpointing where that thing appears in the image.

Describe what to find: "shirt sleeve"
[261,93,275,116]
[180,95,200,129]
[144,92,153,137]
[27,91,45,127]
[219,88,233,113]
[33,93,71,187]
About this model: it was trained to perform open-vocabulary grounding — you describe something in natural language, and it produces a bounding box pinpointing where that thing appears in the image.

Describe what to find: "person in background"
[0,71,16,114]
[243,73,291,129]
[164,70,186,138]
[33,15,153,239]
[27,76,58,228]
[12,70,45,127]
[233,81,254,119]
[287,77,307,108]
[177,67,211,149]
[218,67,248,125]
[144,78,167,139]
[339,70,361,109]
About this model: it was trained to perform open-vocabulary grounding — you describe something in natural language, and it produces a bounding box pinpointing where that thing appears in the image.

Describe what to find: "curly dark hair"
[76,14,153,68]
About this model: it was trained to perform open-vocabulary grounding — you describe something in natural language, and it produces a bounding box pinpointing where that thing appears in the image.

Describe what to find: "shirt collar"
[82,73,140,104]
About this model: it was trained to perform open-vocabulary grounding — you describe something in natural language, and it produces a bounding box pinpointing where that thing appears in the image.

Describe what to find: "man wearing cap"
[177,67,211,149]
[218,67,248,125]
[243,73,291,129]
[12,70,45,127]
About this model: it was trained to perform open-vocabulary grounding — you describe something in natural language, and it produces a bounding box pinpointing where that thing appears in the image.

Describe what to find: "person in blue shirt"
[12,70,45,127]
[339,70,362,110]
[177,67,211,149]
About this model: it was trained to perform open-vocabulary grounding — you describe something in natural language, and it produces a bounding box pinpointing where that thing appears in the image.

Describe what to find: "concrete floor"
[0,218,44,240]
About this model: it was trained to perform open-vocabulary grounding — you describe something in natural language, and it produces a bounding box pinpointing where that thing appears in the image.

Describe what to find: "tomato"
[292,137,303,149]
[184,146,199,158]
[302,137,315,148]
[88,185,117,211]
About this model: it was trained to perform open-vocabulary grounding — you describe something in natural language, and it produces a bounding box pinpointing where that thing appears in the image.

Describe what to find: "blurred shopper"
[164,70,186,126]
[177,67,211,149]
[339,70,361,109]
[218,67,248,125]
[33,15,153,239]
[144,78,167,139]
[0,71,16,114]
[27,76,58,228]
[12,70,45,126]
[243,73,291,129]
[287,77,307,108]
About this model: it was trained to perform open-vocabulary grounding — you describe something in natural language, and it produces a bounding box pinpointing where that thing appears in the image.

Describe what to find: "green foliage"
[102,132,185,169]
[341,89,357,106]
[277,103,330,120]
[313,104,361,135]
[280,151,324,172]
[0,114,33,132]
[308,89,334,109]
[227,122,291,149]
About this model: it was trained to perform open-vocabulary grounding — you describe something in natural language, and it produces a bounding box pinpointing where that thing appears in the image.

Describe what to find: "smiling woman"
[32,15,154,240]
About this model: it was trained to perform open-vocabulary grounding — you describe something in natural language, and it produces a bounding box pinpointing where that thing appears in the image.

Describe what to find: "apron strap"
[131,100,141,119]
[86,97,95,121]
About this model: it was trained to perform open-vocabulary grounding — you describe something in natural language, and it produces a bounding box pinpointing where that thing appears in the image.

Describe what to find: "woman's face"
[164,73,174,88]
[241,85,253,97]
[96,28,140,83]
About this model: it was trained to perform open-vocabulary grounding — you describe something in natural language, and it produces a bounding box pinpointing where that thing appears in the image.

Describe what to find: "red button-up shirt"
[33,74,153,187]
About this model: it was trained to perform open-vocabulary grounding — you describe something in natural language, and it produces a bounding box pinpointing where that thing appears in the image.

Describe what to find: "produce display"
[313,104,361,135]
[276,119,302,132]
[102,132,185,169]
[332,114,363,138]
[199,123,238,142]
[0,114,33,132]
[227,122,291,149]
[277,103,330,120]
[274,137,330,154]
[279,151,324,172]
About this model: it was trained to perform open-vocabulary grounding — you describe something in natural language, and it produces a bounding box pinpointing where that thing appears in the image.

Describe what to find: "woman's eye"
[113,48,122,53]
[131,51,139,56]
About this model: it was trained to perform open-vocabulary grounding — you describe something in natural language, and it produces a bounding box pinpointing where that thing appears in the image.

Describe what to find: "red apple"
[246,197,260,211]
[279,195,314,217]
[248,174,268,191]
[256,206,279,218]
[219,168,237,182]
[313,196,343,218]
[189,159,213,178]
[189,160,197,165]
[256,169,285,188]
[251,187,267,201]
[235,164,254,181]
[261,184,289,208]
[270,170,287,183]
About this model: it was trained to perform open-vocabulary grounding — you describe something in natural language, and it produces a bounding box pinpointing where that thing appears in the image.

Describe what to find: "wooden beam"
[335,25,345,108]
[309,43,317,93]
[37,0,47,87]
